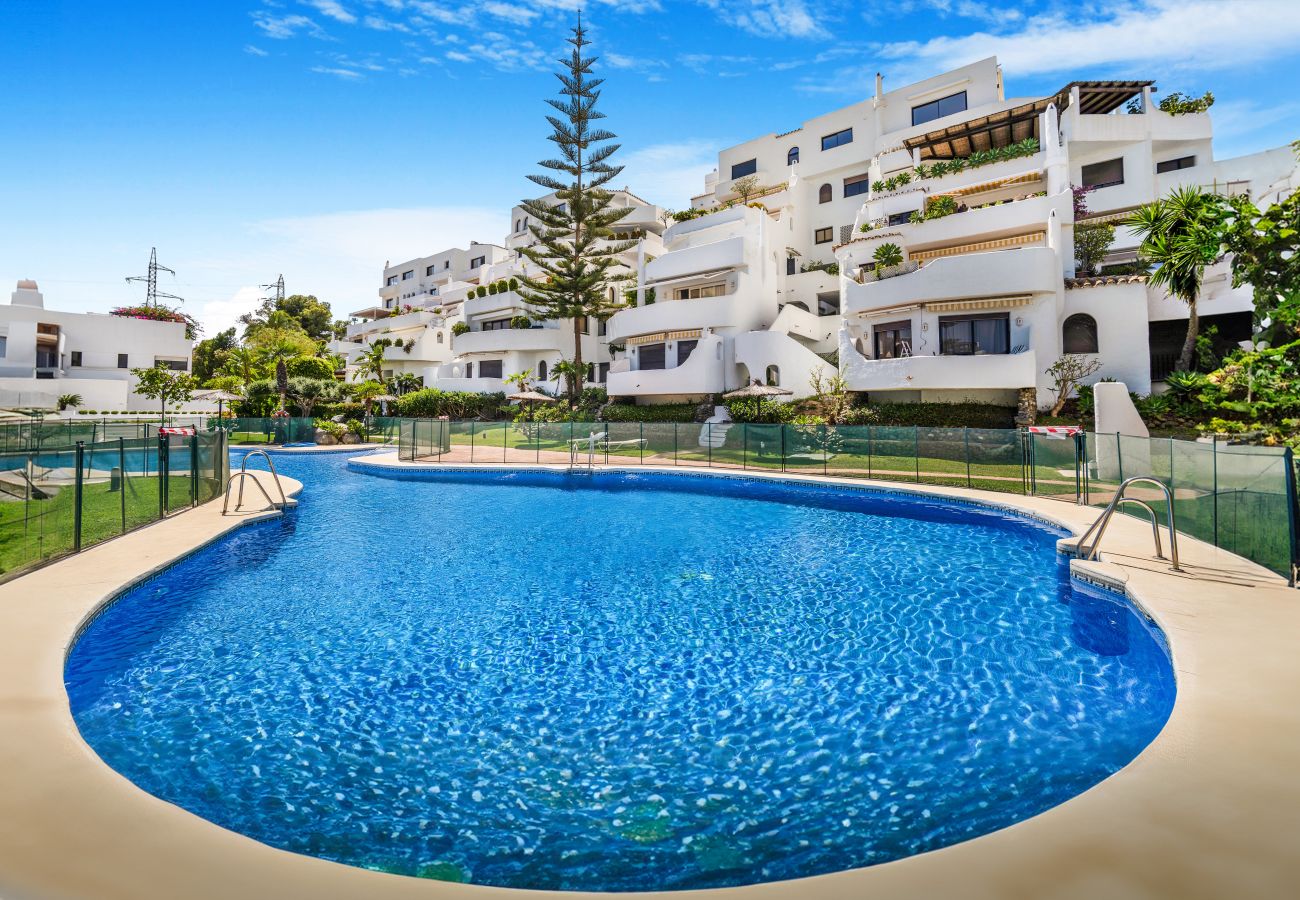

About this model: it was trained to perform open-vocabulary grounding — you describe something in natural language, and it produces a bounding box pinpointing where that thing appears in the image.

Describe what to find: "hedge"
[857,402,1016,429]
[601,402,700,423]
[395,388,507,420]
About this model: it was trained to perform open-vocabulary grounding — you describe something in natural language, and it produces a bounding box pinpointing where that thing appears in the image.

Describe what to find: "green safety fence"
[394,419,1297,581]
[208,417,317,445]
[0,430,229,583]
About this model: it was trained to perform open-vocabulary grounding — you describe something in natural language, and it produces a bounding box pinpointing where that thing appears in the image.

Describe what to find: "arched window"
[437,332,443,343]
[514,219,520,232]
[765,365,780,386]
[538,360,548,381]
[787,146,800,166]
[818,183,832,204]
[586,362,595,382]
[1062,313,1099,353]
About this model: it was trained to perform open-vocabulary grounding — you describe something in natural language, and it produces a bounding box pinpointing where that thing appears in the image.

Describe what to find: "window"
[786,256,797,276]
[638,343,666,370]
[764,365,780,386]
[1062,314,1099,353]
[426,265,434,276]
[465,362,473,378]
[888,211,914,226]
[71,351,82,367]
[911,90,967,127]
[514,219,521,232]
[818,183,832,204]
[676,340,697,366]
[675,283,726,300]
[1156,155,1196,174]
[444,261,450,269]
[731,158,757,180]
[1081,157,1125,189]
[117,353,129,369]
[479,360,503,379]
[597,318,608,337]
[874,320,912,359]
[586,362,595,382]
[402,270,414,281]
[437,332,443,343]
[470,255,486,268]
[0,336,6,357]
[598,362,609,383]
[814,227,834,244]
[538,360,548,381]
[155,358,188,371]
[787,146,800,165]
[821,128,853,151]
[482,318,510,331]
[386,275,399,286]
[939,313,1010,355]
[843,174,870,198]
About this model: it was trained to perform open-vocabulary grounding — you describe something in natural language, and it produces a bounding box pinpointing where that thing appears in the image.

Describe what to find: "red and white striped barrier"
[158,427,196,436]
[1026,425,1081,440]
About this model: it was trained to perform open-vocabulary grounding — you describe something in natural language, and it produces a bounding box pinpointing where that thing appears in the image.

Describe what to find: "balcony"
[464,290,529,321]
[842,349,1038,393]
[845,246,1060,317]
[1069,109,1212,145]
[346,309,438,339]
[904,192,1063,252]
[607,335,725,397]
[427,376,506,394]
[605,296,736,343]
[646,235,745,283]
[452,327,565,355]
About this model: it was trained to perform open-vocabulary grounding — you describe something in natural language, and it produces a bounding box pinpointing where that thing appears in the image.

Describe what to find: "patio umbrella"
[196,389,243,420]
[723,379,794,421]
[508,389,557,422]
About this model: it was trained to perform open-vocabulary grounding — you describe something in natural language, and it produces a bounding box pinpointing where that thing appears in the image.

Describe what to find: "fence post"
[190,433,199,506]
[119,437,127,533]
[158,434,169,518]
[1285,447,1298,588]
[742,424,748,470]
[964,427,971,489]
[640,422,644,463]
[73,442,85,552]
[469,420,476,463]
[1212,439,1219,547]
[707,423,712,468]
[913,426,920,483]
[673,422,678,465]
[823,425,829,477]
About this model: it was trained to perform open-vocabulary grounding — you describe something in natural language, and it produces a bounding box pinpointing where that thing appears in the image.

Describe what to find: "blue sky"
[3,0,1298,337]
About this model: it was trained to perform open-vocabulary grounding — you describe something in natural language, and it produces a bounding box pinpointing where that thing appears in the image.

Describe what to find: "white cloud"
[876,0,1300,80]
[699,0,827,39]
[301,0,358,24]
[252,12,328,40]
[481,2,540,25]
[196,286,265,339]
[244,44,269,57]
[311,65,365,78]
[362,14,411,31]
[619,140,719,210]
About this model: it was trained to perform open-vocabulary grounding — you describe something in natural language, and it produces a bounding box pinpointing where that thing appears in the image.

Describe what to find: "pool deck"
[2,456,1299,899]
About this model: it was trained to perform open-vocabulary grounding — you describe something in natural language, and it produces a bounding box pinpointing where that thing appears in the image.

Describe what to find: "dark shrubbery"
[601,402,698,423]
[852,402,1017,429]
[395,388,506,420]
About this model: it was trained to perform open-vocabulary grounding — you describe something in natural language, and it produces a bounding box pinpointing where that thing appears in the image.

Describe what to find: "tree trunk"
[571,315,584,402]
[1176,300,1199,372]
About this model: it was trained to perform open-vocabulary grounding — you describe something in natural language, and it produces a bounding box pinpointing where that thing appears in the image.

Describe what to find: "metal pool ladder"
[1076,476,1181,572]
[223,449,288,514]
[568,433,597,475]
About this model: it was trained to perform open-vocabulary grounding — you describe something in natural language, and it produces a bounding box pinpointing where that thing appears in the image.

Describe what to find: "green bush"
[314,419,346,440]
[287,356,336,380]
[852,402,1017,429]
[487,282,498,295]
[725,398,796,424]
[912,138,1039,181]
[395,388,507,420]
[452,322,470,336]
[508,278,519,291]
[602,402,698,423]
[510,315,532,329]
[345,419,367,439]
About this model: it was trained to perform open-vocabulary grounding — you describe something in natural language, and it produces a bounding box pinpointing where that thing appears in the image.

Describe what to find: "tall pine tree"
[517,16,635,400]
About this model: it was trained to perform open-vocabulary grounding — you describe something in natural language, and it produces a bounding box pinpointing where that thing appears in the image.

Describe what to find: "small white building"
[0,280,192,411]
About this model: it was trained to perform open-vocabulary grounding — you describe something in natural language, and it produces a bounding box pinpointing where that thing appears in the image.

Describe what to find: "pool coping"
[2,458,1299,899]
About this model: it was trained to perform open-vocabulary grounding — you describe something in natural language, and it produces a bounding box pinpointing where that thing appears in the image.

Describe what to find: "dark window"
[470,255,486,268]
[676,340,697,366]
[586,362,595,382]
[538,360,548,381]
[638,343,666,370]
[821,128,853,151]
[787,146,800,165]
[818,183,832,203]
[117,353,129,369]
[888,211,914,226]
[386,275,399,286]
[814,227,834,244]
[598,362,609,383]
[465,362,473,378]
[731,158,757,179]
[155,358,188,371]
[786,256,797,275]
[874,320,912,359]
[444,261,450,269]
[70,351,82,367]
[1081,157,1125,189]
[765,365,780,386]
[939,313,1010,355]
[481,318,510,331]
[1062,314,1099,353]
[402,270,414,281]
[426,265,434,276]
[911,90,967,126]
[479,360,503,379]
[1156,155,1196,174]
[844,174,870,198]
[597,318,608,336]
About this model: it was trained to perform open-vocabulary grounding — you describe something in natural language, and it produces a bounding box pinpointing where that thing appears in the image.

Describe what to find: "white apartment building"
[352,191,668,394]
[607,57,1297,413]
[0,280,192,411]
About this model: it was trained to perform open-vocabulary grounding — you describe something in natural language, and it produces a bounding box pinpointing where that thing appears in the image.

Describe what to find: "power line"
[124,247,185,308]
[261,273,285,306]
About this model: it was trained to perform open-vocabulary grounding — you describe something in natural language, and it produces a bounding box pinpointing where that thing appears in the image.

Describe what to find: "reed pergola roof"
[1053,80,1153,115]
[903,98,1052,160]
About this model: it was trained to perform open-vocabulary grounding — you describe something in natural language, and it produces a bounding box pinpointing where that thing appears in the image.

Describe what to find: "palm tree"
[1126,186,1229,372]
[356,339,392,385]
[223,346,263,385]
[258,338,302,410]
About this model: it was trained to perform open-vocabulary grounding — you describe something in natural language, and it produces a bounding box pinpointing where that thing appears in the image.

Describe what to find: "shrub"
[912,138,1039,181]
[725,398,797,424]
[345,418,367,439]
[1158,91,1214,115]
[452,322,470,336]
[1074,223,1115,276]
[872,243,904,269]
[508,278,519,291]
[601,402,698,423]
[287,356,336,380]
[488,282,498,295]
[497,280,510,292]
[395,388,507,420]
[314,419,345,440]
[851,402,1018,429]
[510,315,532,329]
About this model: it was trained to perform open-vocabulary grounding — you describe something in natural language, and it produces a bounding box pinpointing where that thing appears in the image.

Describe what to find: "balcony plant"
[909,194,958,223]
[452,322,470,336]
[1158,91,1214,115]
[488,282,499,295]
[800,260,840,276]
[57,393,83,411]
[912,138,1039,182]
[110,303,200,340]
[510,315,532,329]
[872,243,904,270]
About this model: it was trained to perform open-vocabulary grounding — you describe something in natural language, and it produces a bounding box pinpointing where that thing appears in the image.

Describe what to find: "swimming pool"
[66,452,1175,891]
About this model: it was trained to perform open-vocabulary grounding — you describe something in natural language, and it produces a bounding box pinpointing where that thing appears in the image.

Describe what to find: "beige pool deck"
[2,455,1299,900]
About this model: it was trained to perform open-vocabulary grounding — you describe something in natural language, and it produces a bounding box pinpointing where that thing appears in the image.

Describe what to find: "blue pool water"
[66,453,1175,890]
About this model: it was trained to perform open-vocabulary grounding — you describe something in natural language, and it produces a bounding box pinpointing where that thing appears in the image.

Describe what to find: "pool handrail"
[222,471,280,515]
[234,449,287,511]
[1078,475,1181,571]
